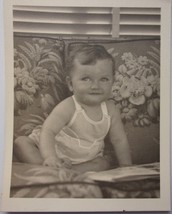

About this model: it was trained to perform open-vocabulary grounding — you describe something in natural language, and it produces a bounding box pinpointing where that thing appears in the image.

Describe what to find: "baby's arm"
[39,97,74,168]
[107,101,132,167]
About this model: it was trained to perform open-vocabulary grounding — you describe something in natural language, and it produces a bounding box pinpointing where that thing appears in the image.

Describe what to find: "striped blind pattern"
[13,6,161,38]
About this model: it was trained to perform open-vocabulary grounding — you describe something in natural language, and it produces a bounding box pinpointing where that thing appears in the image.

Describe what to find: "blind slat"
[13,22,112,35]
[13,6,112,14]
[13,11,112,24]
[120,32,160,36]
[120,25,160,35]
[120,8,160,15]
[120,14,160,24]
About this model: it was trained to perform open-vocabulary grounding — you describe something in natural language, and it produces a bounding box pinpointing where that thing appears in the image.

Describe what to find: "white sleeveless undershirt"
[55,95,111,164]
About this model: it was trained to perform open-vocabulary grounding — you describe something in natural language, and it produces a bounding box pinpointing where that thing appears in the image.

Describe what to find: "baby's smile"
[89,92,102,95]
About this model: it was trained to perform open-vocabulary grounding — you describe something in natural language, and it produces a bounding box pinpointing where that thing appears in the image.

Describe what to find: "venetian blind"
[13,6,161,38]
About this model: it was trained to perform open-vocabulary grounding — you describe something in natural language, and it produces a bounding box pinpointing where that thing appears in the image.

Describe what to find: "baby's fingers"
[43,160,60,168]
[61,158,72,169]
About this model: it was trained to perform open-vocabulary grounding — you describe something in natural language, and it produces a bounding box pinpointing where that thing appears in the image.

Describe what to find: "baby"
[14,45,132,173]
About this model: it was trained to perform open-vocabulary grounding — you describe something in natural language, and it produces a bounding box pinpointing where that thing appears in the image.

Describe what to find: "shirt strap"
[101,102,109,115]
[72,95,82,110]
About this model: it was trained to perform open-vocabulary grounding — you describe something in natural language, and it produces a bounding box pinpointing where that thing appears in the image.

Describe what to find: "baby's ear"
[66,76,73,92]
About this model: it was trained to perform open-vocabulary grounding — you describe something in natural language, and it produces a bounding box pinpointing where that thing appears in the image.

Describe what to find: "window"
[13,6,160,38]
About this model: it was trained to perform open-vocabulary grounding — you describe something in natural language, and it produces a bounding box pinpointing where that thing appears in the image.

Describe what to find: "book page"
[86,162,160,182]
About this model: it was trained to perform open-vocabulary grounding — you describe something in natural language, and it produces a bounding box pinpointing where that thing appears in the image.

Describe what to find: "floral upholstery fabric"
[14,37,69,137]
[12,37,160,198]
[13,37,160,164]
[11,162,160,198]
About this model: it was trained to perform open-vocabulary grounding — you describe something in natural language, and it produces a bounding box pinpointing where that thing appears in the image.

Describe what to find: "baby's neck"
[80,103,103,122]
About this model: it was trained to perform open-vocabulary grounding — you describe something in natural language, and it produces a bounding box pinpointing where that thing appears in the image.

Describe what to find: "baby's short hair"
[65,44,115,75]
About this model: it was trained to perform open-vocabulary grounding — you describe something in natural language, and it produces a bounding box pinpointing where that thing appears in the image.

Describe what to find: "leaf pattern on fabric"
[109,41,160,127]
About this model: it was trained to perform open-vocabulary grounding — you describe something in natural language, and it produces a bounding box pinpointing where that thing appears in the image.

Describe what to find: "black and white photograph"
[0,0,171,212]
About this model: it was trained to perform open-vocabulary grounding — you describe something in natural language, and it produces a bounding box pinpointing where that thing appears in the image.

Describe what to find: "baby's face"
[67,59,114,106]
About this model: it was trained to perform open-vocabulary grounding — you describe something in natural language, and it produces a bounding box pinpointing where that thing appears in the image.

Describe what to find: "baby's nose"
[91,80,99,89]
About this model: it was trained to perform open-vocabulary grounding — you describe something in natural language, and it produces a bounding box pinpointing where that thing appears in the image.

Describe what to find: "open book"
[86,162,160,183]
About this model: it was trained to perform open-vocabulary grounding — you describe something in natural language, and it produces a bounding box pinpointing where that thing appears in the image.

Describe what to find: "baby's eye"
[81,77,91,81]
[100,77,109,82]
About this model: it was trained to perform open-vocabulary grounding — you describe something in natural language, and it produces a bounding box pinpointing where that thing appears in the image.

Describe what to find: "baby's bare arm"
[39,97,74,167]
[107,101,132,167]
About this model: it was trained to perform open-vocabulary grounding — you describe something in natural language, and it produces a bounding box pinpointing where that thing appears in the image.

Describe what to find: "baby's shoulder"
[53,96,75,115]
[105,100,121,117]
[60,96,75,106]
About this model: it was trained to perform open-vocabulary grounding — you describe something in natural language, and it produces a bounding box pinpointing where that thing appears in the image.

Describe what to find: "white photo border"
[1,0,171,212]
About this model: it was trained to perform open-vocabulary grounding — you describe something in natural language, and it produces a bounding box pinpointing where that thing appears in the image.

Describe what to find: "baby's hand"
[61,158,72,169]
[43,156,62,168]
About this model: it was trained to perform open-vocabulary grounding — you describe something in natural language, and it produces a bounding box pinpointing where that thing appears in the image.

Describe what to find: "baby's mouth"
[89,92,102,95]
